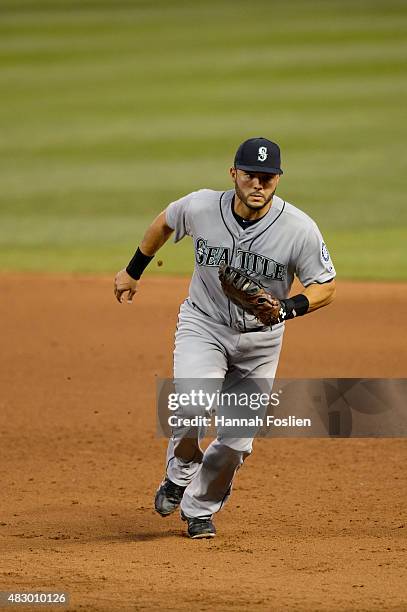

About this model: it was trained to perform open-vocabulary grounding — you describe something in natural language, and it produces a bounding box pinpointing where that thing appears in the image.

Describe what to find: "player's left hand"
[114,269,139,304]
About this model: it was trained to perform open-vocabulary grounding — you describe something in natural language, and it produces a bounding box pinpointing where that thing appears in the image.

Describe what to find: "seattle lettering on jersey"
[236,250,286,281]
[195,238,287,281]
[195,238,230,267]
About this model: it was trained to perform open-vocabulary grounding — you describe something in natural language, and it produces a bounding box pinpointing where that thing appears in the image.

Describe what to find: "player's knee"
[216,436,253,455]
[202,441,239,470]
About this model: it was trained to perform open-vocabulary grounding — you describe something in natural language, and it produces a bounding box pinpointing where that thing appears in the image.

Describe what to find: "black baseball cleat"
[181,510,216,539]
[154,477,186,516]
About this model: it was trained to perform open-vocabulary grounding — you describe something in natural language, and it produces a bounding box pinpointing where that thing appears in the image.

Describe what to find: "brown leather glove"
[218,263,285,326]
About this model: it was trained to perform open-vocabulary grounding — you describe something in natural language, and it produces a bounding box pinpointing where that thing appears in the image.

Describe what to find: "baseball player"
[114,137,336,539]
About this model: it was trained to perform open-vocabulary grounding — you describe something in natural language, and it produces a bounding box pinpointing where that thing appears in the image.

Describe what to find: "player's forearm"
[140,211,174,256]
[124,211,173,280]
[302,280,336,312]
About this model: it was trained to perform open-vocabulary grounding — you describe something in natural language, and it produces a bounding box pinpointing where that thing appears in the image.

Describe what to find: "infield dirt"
[1,275,406,611]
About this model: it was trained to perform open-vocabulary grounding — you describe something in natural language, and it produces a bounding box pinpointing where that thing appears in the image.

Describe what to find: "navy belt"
[240,326,266,333]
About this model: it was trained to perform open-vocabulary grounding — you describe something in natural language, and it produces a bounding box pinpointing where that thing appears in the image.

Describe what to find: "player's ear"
[230,167,237,181]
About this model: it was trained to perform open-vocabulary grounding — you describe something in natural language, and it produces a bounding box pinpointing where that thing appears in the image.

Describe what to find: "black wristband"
[279,294,309,321]
[126,247,154,280]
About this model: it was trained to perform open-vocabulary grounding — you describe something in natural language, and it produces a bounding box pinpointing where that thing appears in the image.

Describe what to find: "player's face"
[230,168,280,210]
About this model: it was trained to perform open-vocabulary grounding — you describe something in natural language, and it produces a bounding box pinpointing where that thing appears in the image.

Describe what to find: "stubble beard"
[234,182,276,211]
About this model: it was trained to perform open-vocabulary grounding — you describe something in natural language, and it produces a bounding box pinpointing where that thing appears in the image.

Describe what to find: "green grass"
[1,0,406,279]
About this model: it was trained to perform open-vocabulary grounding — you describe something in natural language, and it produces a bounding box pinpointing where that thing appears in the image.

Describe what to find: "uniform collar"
[222,189,284,238]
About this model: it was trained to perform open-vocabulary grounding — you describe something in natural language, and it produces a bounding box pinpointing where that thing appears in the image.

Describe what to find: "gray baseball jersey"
[165,188,336,332]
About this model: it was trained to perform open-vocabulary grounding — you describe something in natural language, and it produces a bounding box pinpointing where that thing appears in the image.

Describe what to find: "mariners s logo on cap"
[258,146,268,162]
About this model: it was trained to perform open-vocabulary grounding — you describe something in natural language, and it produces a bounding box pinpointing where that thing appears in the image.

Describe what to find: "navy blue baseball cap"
[234,137,283,175]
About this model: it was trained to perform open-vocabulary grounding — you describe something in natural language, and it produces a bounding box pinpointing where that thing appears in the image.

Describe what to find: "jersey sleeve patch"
[320,241,335,276]
[321,242,331,263]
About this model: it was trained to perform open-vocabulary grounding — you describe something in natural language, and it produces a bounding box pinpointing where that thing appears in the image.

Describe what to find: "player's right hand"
[114,269,139,304]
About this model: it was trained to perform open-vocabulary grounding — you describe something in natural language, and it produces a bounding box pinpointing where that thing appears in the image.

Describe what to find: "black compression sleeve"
[126,247,154,280]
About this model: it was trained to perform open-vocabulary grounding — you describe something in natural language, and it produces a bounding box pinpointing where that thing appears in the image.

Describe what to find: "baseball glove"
[218,263,285,326]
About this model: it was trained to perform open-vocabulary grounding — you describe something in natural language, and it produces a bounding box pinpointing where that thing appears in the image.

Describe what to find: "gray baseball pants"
[166,300,284,518]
